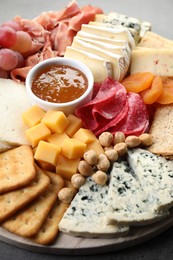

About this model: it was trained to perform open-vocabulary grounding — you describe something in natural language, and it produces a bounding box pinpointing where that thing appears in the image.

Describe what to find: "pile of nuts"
[71,131,153,188]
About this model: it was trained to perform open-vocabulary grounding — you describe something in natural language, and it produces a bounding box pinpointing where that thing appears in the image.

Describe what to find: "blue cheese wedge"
[95,13,151,39]
[107,160,168,225]
[64,47,113,83]
[128,148,173,212]
[59,177,129,238]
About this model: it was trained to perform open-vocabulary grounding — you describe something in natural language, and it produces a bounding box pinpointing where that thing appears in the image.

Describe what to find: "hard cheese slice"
[128,148,173,212]
[108,160,168,225]
[59,177,129,238]
[130,49,173,76]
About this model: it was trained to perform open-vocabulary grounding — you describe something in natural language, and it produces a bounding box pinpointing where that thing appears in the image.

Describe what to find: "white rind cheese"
[59,177,129,238]
[71,38,126,81]
[128,148,173,212]
[65,47,113,83]
[81,24,135,49]
[107,160,168,225]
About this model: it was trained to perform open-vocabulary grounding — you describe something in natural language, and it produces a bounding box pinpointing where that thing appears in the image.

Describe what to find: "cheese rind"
[65,47,112,83]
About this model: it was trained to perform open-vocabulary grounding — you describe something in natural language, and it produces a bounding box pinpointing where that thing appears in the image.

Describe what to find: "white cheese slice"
[140,31,173,48]
[59,177,129,238]
[130,49,173,76]
[81,24,135,49]
[73,37,131,75]
[77,31,131,49]
[89,21,139,44]
[64,46,113,83]
[107,160,168,225]
[71,38,126,81]
[128,148,173,212]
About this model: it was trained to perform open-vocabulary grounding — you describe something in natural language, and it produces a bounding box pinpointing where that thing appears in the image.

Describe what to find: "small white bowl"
[25,57,94,115]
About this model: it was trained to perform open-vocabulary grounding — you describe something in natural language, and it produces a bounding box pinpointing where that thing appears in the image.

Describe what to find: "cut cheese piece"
[77,31,131,48]
[59,177,129,238]
[81,24,135,49]
[71,38,126,81]
[65,46,112,83]
[89,21,139,44]
[130,49,173,76]
[108,160,169,225]
[139,31,173,48]
[73,37,131,72]
[0,79,32,146]
[128,148,173,212]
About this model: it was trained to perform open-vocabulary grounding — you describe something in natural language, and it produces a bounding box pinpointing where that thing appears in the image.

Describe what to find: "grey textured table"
[0,0,173,259]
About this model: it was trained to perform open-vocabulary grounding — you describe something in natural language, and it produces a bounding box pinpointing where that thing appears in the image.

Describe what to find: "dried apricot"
[121,72,154,93]
[140,76,163,104]
[156,77,173,104]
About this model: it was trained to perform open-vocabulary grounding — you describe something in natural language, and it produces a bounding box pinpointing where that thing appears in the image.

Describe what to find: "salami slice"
[75,78,127,131]
[108,92,149,136]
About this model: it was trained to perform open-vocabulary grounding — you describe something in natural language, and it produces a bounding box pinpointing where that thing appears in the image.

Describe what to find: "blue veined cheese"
[81,24,135,49]
[95,13,151,39]
[107,160,168,225]
[71,38,127,81]
[64,47,113,83]
[89,21,139,44]
[128,148,173,212]
[59,177,129,238]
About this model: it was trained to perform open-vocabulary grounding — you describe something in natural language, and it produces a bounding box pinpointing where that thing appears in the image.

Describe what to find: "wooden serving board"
[0,208,173,255]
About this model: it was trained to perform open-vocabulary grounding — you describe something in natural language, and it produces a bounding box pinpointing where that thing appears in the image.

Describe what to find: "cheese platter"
[1,0,173,256]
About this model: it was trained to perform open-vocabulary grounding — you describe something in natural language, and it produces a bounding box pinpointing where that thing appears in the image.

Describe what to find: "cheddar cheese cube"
[36,160,55,172]
[47,132,70,147]
[86,140,104,155]
[41,110,69,133]
[65,114,83,137]
[34,140,61,166]
[22,105,45,127]
[61,138,86,159]
[56,155,80,180]
[25,123,51,147]
[73,128,97,144]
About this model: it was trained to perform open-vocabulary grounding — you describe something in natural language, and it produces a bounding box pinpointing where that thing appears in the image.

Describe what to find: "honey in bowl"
[31,65,88,103]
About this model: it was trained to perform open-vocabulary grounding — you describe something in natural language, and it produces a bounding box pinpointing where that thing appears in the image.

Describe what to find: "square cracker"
[0,165,50,222]
[2,171,64,238]
[0,145,36,194]
[32,201,69,245]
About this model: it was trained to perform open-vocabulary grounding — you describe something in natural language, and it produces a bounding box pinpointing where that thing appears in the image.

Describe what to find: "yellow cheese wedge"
[22,105,46,128]
[25,123,51,148]
[34,140,61,166]
[130,49,173,76]
[61,138,86,159]
[41,110,69,134]
[56,155,80,180]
